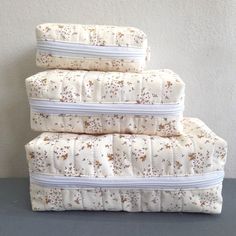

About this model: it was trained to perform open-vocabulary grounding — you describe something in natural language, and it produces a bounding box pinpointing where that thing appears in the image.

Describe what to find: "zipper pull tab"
[146,46,151,61]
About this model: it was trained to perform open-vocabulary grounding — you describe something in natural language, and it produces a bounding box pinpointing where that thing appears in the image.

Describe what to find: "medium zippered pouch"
[36,23,150,72]
[25,69,185,136]
[25,118,227,213]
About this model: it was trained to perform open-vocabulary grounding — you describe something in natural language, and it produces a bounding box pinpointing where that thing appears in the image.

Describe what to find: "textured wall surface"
[0,0,235,177]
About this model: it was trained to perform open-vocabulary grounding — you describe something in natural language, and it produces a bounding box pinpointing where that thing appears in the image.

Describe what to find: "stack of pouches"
[25,23,227,214]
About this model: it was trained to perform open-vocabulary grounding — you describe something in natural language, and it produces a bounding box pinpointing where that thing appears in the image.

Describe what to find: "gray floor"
[0,179,235,236]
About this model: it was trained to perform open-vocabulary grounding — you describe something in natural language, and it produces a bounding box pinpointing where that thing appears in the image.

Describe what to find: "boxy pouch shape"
[36,23,150,72]
[25,118,227,213]
[25,69,185,136]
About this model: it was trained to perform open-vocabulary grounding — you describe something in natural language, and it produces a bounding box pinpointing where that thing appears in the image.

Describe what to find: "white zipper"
[30,171,224,190]
[37,40,146,61]
[29,98,184,116]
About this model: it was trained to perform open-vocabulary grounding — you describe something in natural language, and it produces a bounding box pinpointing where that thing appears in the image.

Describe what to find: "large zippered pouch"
[25,118,227,213]
[36,23,150,72]
[25,69,185,136]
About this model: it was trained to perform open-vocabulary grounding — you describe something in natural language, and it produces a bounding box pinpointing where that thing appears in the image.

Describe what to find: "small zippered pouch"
[25,69,185,136]
[36,23,150,72]
[25,118,227,213]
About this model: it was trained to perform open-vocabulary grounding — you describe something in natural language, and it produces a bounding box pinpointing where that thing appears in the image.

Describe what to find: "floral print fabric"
[26,69,185,136]
[30,183,223,213]
[25,23,227,214]
[25,118,227,213]
[36,23,149,72]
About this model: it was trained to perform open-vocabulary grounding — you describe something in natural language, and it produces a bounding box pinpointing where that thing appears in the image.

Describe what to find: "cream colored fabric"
[30,183,223,213]
[26,69,185,136]
[25,118,227,213]
[36,23,149,72]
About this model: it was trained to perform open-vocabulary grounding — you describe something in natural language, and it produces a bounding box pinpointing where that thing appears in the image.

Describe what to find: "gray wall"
[0,0,235,177]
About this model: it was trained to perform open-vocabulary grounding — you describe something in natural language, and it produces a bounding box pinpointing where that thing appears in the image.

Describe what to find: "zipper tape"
[30,171,224,190]
[37,40,146,60]
[29,98,184,116]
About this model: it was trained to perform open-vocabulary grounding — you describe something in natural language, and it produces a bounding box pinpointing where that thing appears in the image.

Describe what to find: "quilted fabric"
[36,23,149,72]
[25,118,227,213]
[25,69,185,136]
[30,184,223,213]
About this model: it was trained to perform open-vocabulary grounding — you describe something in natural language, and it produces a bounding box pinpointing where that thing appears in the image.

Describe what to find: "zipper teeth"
[37,40,146,59]
[29,99,184,116]
[30,171,224,190]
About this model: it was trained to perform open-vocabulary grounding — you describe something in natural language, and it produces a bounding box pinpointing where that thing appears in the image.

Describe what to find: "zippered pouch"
[36,23,150,72]
[25,118,227,213]
[25,69,185,136]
